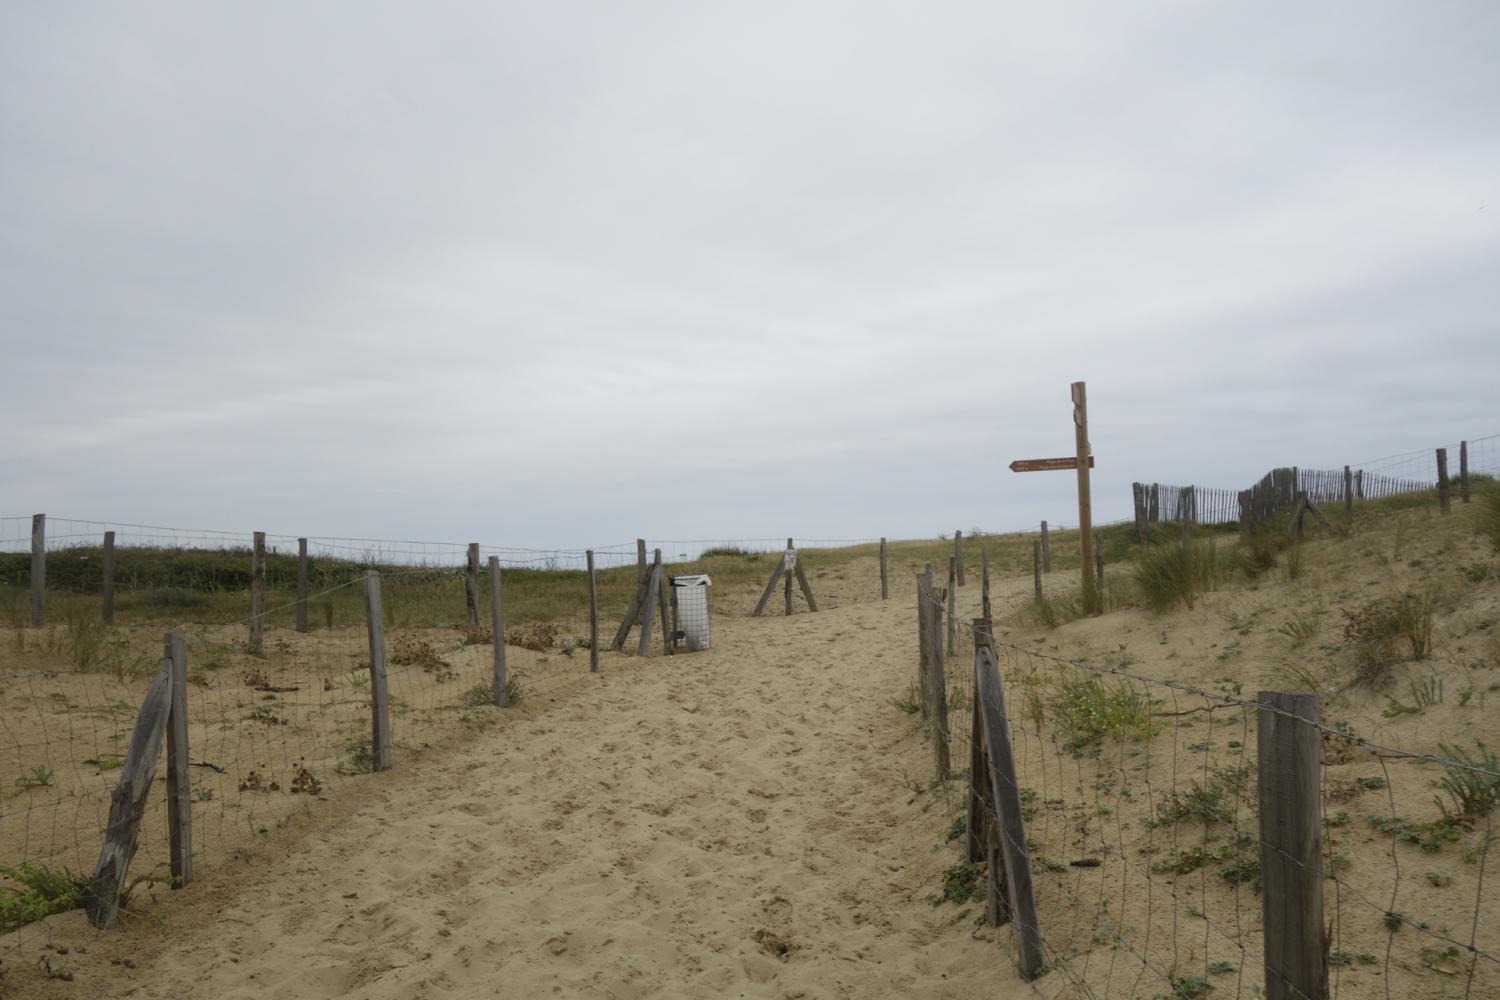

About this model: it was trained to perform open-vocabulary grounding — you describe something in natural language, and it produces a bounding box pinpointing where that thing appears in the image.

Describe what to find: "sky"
[2,2,1498,550]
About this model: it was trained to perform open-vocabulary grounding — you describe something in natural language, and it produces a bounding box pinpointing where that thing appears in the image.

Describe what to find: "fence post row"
[249,531,266,654]
[30,512,45,627]
[1257,691,1327,1000]
[362,571,393,769]
[102,529,116,626]
[969,623,1044,980]
[488,556,508,704]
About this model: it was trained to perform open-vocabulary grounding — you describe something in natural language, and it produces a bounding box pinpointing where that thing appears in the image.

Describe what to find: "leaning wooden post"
[101,530,116,626]
[656,548,673,656]
[586,550,600,673]
[488,557,508,705]
[295,537,309,633]
[30,513,45,627]
[1031,541,1042,598]
[1071,381,1096,614]
[946,557,958,656]
[1436,448,1450,514]
[465,542,481,631]
[974,629,1045,980]
[362,572,393,769]
[980,549,992,621]
[87,660,171,928]
[164,631,191,888]
[633,539,649,626]
[1460,441,1470,503]
[1258,691,1327,1000]
[1039,520,1051,572]
[879,537,888,600]
[636,552,663,657]
[249,531,266,654]
[954,530,965,586]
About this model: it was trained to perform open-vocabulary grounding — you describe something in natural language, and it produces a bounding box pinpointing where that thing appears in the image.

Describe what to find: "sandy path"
[73,595,1027,999]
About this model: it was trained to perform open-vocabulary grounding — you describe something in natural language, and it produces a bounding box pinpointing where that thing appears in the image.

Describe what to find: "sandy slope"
[26,590,1031,1000]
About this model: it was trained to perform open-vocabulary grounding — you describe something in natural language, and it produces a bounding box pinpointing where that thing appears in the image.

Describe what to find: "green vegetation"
[1047,675,1158,752]
[1433,741,1500,821]
[0,864,87,931]
[1134,539,1224,614]
[935,861,985,905]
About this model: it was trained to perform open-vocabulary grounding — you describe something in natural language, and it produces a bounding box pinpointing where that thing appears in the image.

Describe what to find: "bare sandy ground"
[26,590,1030,1000]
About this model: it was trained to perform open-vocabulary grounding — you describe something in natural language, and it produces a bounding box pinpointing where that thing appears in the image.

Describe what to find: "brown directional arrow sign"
[1009,456,1094,473]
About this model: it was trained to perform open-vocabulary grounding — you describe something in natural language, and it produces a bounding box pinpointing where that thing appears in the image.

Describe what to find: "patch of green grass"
[1049,675,1158,752]
[1367,813,1463,853]
[1151,780,1233,827]
[1134,540,1221,614]
[1433,741,1500,821]
[935,862,985,905]
[1276,611,1321,646]
[891,685,923,715]
[0,864,87,931]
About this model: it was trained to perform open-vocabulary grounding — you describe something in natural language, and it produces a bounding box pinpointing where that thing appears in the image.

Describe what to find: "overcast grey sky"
[3,2,1497,549]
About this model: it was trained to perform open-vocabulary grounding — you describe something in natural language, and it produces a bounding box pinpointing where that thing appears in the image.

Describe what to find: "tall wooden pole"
[586,550,600,673]
[1072,381,1096,615]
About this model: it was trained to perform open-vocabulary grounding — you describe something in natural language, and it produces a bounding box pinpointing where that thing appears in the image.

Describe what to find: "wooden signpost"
[1010,381,1097,614]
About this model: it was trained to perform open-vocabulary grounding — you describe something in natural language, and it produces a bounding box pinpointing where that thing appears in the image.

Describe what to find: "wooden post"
[1032,541,1042,598]
[879,537,888,600]
[101,530,116,626]
[980,549,992,621]
[636,554,663,657]
[633,539,649,626]
[465,542,481,631]
[1355,469,1363,499]
[1133,483,1149,547]
[1258,691,1327,1000]
[295,537,309,633]
[751,550,790,617]
[784,537,794,615]
[1039,521,1051,572]
[946,557,957,656]
[919,574,951,781]
[86,660,171,928]
[954,530,965,586]
[362,572,392,769]
[1071,381,1095,615]
[1436,448,1450,514]
[792,557,819,612]
[586,550,600,674]
[1149,482,1160,522]
[1460,441,1470,503]
[249,531,266,654]
[975,634,1045,980]
[1181,485,1195,543]
[915,571,932,721]
[164,631,191,888]
[1343,465,1353,522]
[488,557,507,705]
[656,549,673,656]
[29,513,45,627]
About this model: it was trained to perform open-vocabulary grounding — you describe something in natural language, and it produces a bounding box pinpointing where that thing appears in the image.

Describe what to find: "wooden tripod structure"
[752,538,818,617]
[609,540,674,657]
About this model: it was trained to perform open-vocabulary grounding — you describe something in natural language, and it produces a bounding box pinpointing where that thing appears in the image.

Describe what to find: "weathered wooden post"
[362,572,393,768]
[1437,448,1450,514]
[164,631,191,888]
[586,550,600,674]
[1032,541,1042,598]
[1072,381,1096,614]
[249,531,266,654]
[1133,483,1149,547]
[946,557,957,656]
[1094,529,1104,590]
[980,549,992,621]
[1460,441,1470,503]
[879,537,888,600]
[1181,485,1195,543]
[1258,691,1327,1000]
[30,513,45,627]
[1149,482,1160,522]
[636,551,663,657]
[973,626,1045,980]
[295,537,309,633]
[915,568,932,721]
[920,573,950,781]
[87,661,171,928]
[1343,466,1353,522]
[102,530,116,626]
[488,557,508,704]
[954,530,965,586]
[1039,520,1051,572]
[465,542,481,631]
[657,548,673,656]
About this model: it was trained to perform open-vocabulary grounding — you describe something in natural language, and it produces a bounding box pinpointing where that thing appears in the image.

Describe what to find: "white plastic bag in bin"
[670,574,711,651]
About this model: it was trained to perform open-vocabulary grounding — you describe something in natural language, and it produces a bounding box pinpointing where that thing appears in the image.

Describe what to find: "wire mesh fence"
[914,604,1499,1000]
